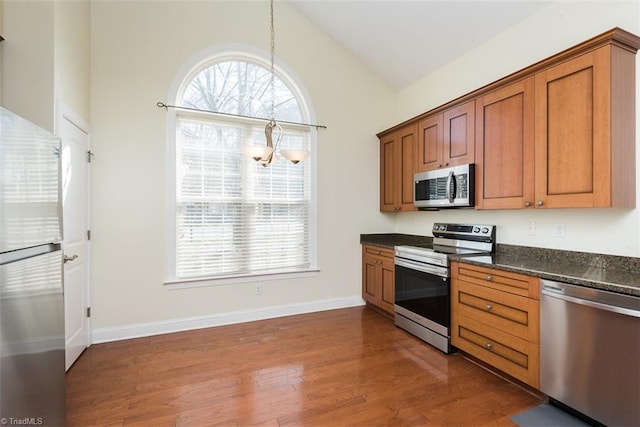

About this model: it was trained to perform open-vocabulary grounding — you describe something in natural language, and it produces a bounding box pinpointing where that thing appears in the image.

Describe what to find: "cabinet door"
[444,100,475,167]
[379,132,397,212]
[380,125,417,212]
[362,254,379,304]
[397,124,418,211]
[416,113,443,172]
[379,258,395,314]
[475,77,534,209]
[534,47,610,208]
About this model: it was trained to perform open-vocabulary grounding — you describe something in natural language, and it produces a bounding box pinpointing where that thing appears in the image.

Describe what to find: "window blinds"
[175,116,311,279]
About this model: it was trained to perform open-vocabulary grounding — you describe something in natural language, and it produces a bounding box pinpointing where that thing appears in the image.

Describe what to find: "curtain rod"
[156,102,327,130]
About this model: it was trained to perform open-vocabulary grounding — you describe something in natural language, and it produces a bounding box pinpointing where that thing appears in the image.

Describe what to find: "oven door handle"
[395,258,449,278]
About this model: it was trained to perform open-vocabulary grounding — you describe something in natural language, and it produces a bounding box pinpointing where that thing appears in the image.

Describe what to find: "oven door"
[394,262,450,335]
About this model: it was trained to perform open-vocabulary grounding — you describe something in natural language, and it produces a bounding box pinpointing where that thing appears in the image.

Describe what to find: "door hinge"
[87,307,91,318]
[87,150,95,163]
[87,229,92,240]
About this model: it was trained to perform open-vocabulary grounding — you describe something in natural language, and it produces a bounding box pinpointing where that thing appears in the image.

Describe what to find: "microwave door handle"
[446,171,455,203]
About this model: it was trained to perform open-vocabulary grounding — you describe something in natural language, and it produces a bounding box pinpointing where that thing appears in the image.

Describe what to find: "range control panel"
[432,223,495,242]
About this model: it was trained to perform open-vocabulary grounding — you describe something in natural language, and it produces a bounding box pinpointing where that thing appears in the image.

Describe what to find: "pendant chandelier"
[241,0,310,167]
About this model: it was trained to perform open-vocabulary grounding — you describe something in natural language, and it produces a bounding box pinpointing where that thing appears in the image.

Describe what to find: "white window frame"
[164,45,318,289]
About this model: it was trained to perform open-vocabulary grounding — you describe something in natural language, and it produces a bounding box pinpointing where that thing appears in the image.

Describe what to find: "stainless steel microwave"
[414,164,475,209]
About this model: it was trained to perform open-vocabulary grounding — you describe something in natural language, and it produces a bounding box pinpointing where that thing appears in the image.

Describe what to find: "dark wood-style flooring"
[66,306,543,426]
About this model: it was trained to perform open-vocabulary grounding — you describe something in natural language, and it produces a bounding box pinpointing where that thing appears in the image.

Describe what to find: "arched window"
[167,52,316,284]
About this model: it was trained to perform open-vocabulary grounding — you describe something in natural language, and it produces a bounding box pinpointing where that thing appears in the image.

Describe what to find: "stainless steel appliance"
[541,280,640,426]
[413,164,475,209]
[0,107,66,425]
[394,223,495,353]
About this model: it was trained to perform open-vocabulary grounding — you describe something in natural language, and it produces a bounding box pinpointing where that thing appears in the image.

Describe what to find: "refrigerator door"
[0,107,62,253]
[0,246,65,426]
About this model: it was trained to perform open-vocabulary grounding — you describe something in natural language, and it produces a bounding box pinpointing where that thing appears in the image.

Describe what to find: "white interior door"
[60,114,90,371]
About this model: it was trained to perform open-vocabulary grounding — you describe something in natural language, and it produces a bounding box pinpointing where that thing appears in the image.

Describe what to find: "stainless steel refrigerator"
[0,107,66,426]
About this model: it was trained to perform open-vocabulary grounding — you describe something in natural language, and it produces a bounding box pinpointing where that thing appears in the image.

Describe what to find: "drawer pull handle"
[373,251,380,255]
[486,275,493,281]
[485,304,493,311]
[485,343,493,351]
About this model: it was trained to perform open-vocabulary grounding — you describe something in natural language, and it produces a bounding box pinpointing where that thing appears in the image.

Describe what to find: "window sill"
[164,268,320,290]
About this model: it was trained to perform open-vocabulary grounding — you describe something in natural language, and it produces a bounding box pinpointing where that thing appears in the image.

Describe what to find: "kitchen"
[1,0,639,425]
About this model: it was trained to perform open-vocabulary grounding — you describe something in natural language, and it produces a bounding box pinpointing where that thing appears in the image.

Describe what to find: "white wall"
[89,1,395,334]
[392,1,640,257]
[1,1,55,130]
[0,0,90,129]
[54,0,91,125]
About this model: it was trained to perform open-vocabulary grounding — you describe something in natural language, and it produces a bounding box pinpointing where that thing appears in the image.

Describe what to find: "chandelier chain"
[269,0,276,122]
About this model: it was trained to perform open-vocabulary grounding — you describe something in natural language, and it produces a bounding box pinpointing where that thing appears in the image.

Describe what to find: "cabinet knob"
[486,275,493,281]
[437,164,443,168]
[485,304,493,311]
[485,343,493,351]
[444,162,449,167]
[536,200,544,207]
[524,201,531,207]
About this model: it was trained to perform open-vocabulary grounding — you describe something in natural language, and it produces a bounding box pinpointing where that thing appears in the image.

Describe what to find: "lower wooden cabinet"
[362,245,395,315]
[451,262,540,388]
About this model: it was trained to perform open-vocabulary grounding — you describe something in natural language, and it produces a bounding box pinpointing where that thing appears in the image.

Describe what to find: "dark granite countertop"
[361,234,640,297]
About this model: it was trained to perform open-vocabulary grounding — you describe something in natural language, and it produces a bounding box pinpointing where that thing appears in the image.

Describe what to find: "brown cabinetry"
[533,44,635,208]
[476,39,637,209]
[475,78,535,209]
[362,245,395,315]
[451,262,540,388]
[379,28,639,211]
[380,123,417,212]
[416,100,475,173]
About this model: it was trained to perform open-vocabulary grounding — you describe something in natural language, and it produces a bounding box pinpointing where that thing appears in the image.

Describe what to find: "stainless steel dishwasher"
[541,279,640,426]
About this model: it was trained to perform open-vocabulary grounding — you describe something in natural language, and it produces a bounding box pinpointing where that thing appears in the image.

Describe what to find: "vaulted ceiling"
[291,1,552,90]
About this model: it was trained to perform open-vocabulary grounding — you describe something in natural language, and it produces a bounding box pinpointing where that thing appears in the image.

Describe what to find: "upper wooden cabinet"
[416,100,475,173]
[475,77,535,209]
[477,42,637,209]
[533,44,635,208]
[380,123,417,212]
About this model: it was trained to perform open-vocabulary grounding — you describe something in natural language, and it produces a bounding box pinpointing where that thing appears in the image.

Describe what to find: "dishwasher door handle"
[542,287,640,318]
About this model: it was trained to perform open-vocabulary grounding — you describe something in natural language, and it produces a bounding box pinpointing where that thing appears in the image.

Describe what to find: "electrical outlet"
[527,221,536,236]
[554,223,566,238]
[256,284,263,295]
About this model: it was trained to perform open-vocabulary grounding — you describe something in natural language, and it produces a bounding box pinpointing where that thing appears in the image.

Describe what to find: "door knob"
[64,254,78,263]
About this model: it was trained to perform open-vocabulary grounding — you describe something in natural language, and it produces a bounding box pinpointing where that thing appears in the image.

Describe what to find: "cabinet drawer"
[363,245,394,261]
[455,281,539,343]
[453,263,539,299]
[453,314,540,388]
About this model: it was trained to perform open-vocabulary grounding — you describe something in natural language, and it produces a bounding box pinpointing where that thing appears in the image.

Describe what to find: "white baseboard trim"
[92,296,366,344]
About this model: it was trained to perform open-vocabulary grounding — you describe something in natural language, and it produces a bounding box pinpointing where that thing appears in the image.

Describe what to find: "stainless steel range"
[394,223,495,354]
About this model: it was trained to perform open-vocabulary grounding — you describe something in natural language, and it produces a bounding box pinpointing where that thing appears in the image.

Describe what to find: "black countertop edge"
[360,233,433,249]
[360,234,640,297]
